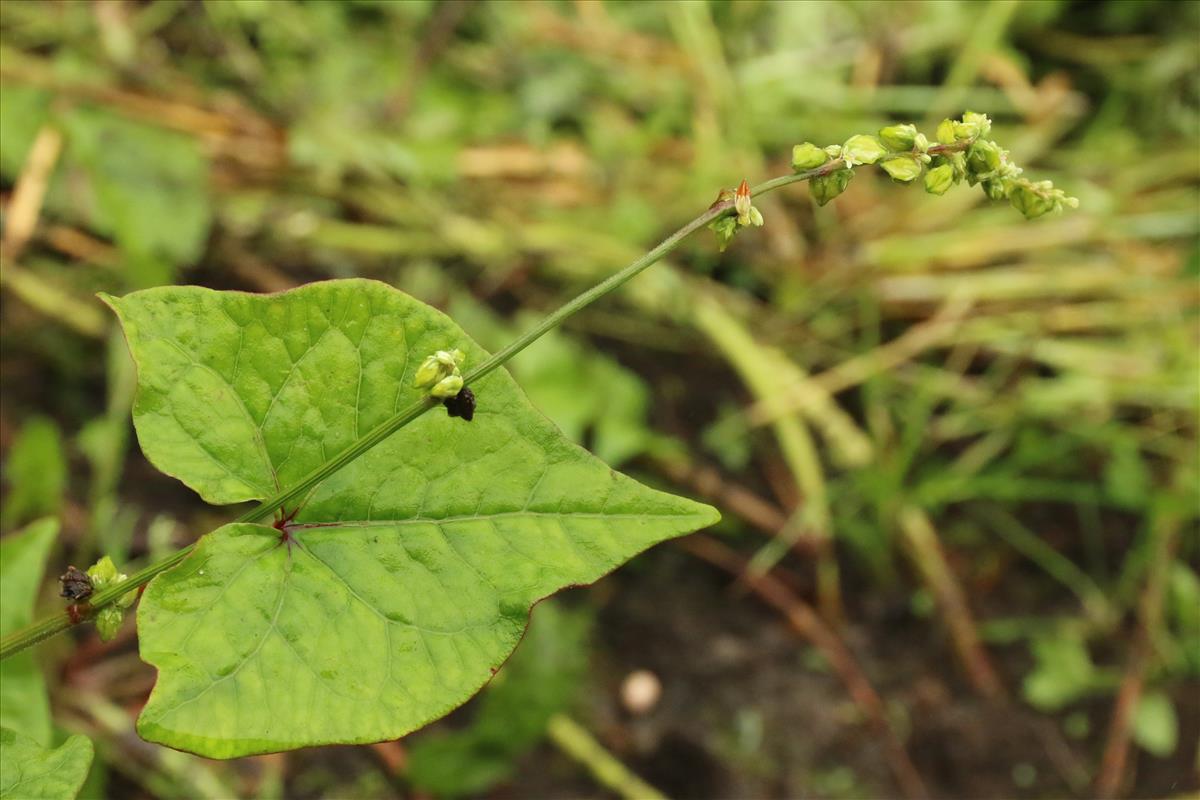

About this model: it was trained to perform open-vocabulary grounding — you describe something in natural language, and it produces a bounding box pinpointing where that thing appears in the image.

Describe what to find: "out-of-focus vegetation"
[0,1,1196,798]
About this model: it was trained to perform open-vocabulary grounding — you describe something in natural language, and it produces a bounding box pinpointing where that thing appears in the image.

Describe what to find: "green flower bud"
[947,151,968,180]
[414,354,445,389]
[842,134,887,166]
[431,373,464,399]
[936,118,957,145]
[878,123,917,151]
[95,605,124,642]
[709,215,739,251]
[952,111,992,141]
[1009,184,1055,219]
[880,156,923,182]
[791,142,828,172]
[962,111,992,137]
[809,167,853,206]
[415,349,466,390]
[924,163,955,195]
[748,206,764,227]
[982,178,1008,201]
[87,556,119,584]
[966,139,1002,179]
[913,132,929,153]
[824,144,843,158]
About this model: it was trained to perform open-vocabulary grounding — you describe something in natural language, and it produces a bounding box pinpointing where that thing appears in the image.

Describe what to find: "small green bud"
[962,111,992,137]
[431,373,464,399]
[936,118,957,145]
[913,132,929,153]
[947,151,968,180]
[87,556,119,584]
[842,134,887,166]
[953,111,992,141]
[414,355,445,389]
[824,144,843,158]
[748,206,764,227]
[966,139,1002,179]
[878,123,917,151]
[1009,183,1055,219]
[709,215,739,251]
[791,142,828,171]
[94,606,124,642]
[880,156,923,182]
[982,178,1008,201]
[809,167,853,206]
[924,163,955,195]
[415,349,466,390]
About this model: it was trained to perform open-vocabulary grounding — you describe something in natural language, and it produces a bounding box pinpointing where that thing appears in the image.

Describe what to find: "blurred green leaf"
[0,518,59,746]
[57,108,211,285]
[2,418,67,530]
[1132,691,1178,758]
[1022,631,1098,711]
[0,85,51,178]
[0,728,93,800]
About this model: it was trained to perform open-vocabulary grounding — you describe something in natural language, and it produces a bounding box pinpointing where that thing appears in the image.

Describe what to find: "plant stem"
[0,145,971,662]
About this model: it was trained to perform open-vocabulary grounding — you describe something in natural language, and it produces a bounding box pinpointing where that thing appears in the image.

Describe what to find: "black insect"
[443,386,476,421]
[59,566,93,602]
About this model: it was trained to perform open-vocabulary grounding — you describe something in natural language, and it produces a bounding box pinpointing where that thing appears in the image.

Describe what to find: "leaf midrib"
[290,510,716,528]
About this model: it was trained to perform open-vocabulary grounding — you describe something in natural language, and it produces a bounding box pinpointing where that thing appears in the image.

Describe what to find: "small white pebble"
[620,669,662,715]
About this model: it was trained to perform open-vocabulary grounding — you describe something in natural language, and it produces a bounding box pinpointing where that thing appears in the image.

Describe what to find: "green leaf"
[1,418,67,529]
[0,87,51,179]
[105,279,718,758]
[1022,631,1096,711]
[59,108,211,285]
[1132,691,1178,758]
[0,729,93,800]
[0,519,59,745]
[407,602,588,796]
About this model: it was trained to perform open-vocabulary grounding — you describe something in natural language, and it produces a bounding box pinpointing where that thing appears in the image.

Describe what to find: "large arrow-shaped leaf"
[104,279,717,758]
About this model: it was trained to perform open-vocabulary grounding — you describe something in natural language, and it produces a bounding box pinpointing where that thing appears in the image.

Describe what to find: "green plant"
[0,113,1074,774]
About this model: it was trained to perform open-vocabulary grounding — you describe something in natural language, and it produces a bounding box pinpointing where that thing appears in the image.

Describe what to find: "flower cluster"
[796,112,1077,216]
[87,556,137,641]
[710,112,1077,250]
[414,348,467,398]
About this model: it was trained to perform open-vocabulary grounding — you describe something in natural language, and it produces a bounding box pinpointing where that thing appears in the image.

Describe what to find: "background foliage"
[0,1,1197,798]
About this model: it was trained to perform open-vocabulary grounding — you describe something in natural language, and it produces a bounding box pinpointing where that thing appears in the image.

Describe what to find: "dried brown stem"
[898,506,1005,699]
[1094,511,1182,798]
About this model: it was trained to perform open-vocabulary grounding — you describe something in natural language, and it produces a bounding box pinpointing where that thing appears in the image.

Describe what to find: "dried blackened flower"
[443,386,476,421]
[59,566,93,602]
